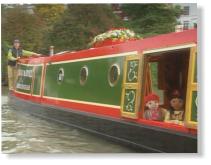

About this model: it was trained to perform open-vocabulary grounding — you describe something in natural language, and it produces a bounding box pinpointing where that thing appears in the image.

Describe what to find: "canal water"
[1,87,135,153]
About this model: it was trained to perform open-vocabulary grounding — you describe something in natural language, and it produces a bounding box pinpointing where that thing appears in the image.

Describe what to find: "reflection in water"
[1,87,134,153]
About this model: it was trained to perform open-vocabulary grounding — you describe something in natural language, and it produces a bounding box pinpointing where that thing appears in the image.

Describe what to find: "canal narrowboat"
[9,29,198,153]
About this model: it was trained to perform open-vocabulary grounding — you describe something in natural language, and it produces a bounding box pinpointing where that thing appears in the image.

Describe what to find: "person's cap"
[13,39,20,43]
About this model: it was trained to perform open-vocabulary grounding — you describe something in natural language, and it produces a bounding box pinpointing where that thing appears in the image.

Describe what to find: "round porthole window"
[57,68,64,84]
[80,66,88,85]
[108,64,120,87]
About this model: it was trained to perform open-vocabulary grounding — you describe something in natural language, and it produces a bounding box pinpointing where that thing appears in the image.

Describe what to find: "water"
[1,87,135,153]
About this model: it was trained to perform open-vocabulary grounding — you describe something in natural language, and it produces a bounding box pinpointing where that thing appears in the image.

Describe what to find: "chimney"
[49,46,54,56]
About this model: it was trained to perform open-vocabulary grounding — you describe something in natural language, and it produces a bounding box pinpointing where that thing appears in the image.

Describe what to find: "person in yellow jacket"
[7,39,39,91]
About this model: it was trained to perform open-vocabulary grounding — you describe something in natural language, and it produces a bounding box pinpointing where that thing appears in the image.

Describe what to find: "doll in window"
[167,90,185,124]
[144,93,168,121]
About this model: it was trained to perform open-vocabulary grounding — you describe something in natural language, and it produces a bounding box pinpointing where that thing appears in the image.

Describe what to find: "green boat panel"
[191,91,197,122]
[44,57,125,106]
[16,64,33,94]
[122,88,137,113]
[33,66,43,95]
[125,59,139,83]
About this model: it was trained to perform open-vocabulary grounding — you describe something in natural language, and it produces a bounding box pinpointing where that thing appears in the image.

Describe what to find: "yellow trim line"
[143,43,196,54]
[47,51,138,65]
[43,95,120,109]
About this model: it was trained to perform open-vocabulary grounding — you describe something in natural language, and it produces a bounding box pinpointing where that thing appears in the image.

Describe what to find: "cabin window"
[142,48,190,125]
[183,6,190,15]
[108,64,120,87]
[80,66,88,85]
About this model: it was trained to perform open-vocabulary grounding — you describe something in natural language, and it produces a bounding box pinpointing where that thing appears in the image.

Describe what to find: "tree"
[33,4,66,54]
[48,4,123,52]
[34,4,65,27]
[1,5,45,52]
[121,4,182,37]
[1,41,10,85]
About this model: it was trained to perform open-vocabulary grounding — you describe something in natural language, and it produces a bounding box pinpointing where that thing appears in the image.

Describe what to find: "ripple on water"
[2,87,135,153]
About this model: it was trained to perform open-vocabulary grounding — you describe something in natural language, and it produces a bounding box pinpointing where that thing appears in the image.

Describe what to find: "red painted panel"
[13,91,196,135]
[14,92,42,103]
[41,97,121,119]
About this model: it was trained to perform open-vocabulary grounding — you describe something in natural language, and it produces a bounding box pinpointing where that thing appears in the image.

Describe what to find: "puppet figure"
[169,90,184,123]
[144,93,166,121]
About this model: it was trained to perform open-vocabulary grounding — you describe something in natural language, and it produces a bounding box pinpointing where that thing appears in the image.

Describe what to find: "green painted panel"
[33,66,42,95]
[122,89,137,113]
[44,57,124,105]
[126,60,139,83]
[191,91,197,122]
[16,64,33,94]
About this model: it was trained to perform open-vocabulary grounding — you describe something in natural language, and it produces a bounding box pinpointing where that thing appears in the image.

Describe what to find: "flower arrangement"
[90,28,141,47]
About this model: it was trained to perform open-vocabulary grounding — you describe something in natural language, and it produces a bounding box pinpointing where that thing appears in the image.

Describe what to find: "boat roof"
[19,29,197,65]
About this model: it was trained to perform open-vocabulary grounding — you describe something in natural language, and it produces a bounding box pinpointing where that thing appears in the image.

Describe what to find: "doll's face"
[146,100,159,110]
[170,98,183,111]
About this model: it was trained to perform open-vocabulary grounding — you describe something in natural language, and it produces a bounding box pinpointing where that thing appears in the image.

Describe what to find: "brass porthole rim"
[80,65,89,86]
[108,63,120,87]
[57,68,64,85]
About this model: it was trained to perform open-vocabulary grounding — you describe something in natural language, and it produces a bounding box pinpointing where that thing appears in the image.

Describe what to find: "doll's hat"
[170,90,183,99]
[145,93,159,104]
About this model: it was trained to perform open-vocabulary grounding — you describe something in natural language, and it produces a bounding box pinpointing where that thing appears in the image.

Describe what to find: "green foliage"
[48,4,123,52]
[1,41,10,83]
[1,4,183,55]
[1,5,45,52]
[32,5,66,54]
[121,4,182,37]
[34,4,65,27]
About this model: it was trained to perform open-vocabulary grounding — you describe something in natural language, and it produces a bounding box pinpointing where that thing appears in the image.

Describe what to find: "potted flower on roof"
[90,28,142,48]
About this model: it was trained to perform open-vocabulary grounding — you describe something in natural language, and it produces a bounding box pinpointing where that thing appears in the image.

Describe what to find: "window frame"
[184,46,197,129]
[183,6,190,15]
[140,44,197,132]
[120,53,143,119]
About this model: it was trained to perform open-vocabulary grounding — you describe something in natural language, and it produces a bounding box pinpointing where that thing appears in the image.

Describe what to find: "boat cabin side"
[14,34,198,135]
[120,43,197,132]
